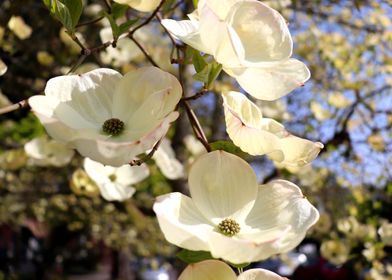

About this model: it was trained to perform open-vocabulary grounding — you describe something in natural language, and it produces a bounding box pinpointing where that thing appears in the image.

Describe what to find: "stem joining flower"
[102,118,125,136]
[218,218,240,237]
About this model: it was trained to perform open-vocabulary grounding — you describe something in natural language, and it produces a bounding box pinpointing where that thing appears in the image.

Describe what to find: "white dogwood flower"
[8,16,32,40]
[162,0,310,100]
[179,260,285,280]
[28,67,182,167]
[0,59,7,76]
[223,91,323,168]
[153,151,319,264]
[24,137,74,167]
[113,0,160,12]
[83,157,149,201]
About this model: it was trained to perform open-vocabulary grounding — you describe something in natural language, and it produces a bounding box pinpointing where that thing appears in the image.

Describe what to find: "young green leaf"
[62,0,83,29]
[192,51,207,73]
[176,250,213,264]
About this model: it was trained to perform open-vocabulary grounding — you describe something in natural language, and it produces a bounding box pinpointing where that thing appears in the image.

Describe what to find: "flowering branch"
[129,138,162,166]
[128,0,167,37]
[182,88,209,101]
[182,100,211,152]
[128,36,159,67]
[0,100,29,115]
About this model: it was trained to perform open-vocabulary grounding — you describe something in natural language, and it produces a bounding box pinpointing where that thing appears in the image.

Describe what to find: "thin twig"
[76,16,105,28]
[156,13,179,63]
[129,139,162,166]
[182,88,208,101]
[128,36,159,67]
[0,100,29,115]
[128,0,166,37]
[182,100,211,152]
[67,54,87,74]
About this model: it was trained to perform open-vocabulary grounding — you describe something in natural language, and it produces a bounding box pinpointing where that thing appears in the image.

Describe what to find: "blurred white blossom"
[83,157,149,201]
[24,137,74,167]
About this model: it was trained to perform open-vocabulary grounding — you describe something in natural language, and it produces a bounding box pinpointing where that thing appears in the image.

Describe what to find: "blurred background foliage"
[0,0,391,279]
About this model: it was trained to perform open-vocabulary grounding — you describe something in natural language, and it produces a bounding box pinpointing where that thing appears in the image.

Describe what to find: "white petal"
[28,109,78,143]
[268,136,324,168]
[115,162,150,185]
[179,260,237,280]
[226,58,311,101]
[0,59,7,76]
[112,66,181,122]
[238,269,285,280]
[244,180,319,255]
[152,138,184,180]
[83,157,116,183]
[188,151,257,224]
[153,192,212,251]
[199,5,242,67]
[72,112,178,167]
[98,182,136,201]
[222,92,282,156]
[125,88,178,140]
[28,95,57,118]
[227,1,292,63]
[197,0,242,20]
[45,68,122,124]
[161,19,210,54]
[114,0,160,12]
[223,92,322,165]
[207,231,285,264]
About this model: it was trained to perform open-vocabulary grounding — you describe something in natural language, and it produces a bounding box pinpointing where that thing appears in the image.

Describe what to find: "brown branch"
[128,36,159,67]
[0,100,29,115]
[182,100,211,152]
[128,0,166,37]
[182,88,208,101]
[76,16,105,28]
[129,139,162,166]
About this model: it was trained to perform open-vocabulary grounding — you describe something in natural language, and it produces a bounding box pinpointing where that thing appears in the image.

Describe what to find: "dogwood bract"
[113,0,161,12]
[83,157,149,201]
[153,150,319,264]
[152,138,185,180]
[24,137,74,167]
[162,0,310,100]
[28,67,182,166]
[179,260,285,280]
[222,91,323,167]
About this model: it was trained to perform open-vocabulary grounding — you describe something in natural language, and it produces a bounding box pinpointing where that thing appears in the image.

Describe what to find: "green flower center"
[108,174,117,182]
[102,118,124,136]
[217,218,240,237]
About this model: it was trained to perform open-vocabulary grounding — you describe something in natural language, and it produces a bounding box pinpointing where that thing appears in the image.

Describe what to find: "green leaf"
[63,0,83,29]
[228,262,250,268]
[207,62,222,88]
[103,12,120,40]
[192,51,207,73]
[210,140,248,158]
[193,62,222,88]
[176,250,213,264]
[118,19,139,36]
[54,0,73,31]
[111,3,129,19]
[42,0,83,31]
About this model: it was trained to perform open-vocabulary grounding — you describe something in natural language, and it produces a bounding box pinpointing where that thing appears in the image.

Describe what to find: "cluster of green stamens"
[108,174,117,182]
[217,218,240,237]
[102,118,124,136]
